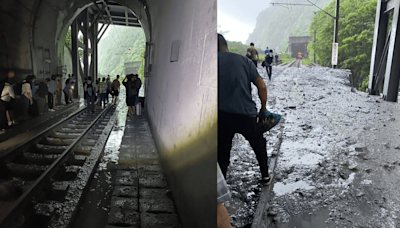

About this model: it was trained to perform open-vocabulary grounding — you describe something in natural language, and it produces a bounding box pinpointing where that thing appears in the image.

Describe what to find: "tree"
[308,0,377,90]
[65,28,72,50]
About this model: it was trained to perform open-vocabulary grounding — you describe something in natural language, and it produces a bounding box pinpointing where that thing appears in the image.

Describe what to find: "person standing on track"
[264,47,270,55]
[84,76,98,114]
[37,78,49,113]
[0,77,16,131]
[218,33,274,185]
[265,49,273,80]
[56,75,62,106]
[21,75,34,121]
[63,79,72,105]
[83,77,88,105]
[111,75,120,105]
[246,42,259,67]
[48,75,57,111]
[99,77,108,107]
[106,77,112,105]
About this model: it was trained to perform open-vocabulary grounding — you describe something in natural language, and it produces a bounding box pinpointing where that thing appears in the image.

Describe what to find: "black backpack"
[246,52,252,59]
[265,53,273,64]
[125,81,136,97]
[87,83,94,97]
[14,81,30,96]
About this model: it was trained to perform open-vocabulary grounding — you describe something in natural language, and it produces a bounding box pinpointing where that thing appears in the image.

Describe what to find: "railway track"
[288,59,302,68]
[310,62,320,67]
[0,105,116,228]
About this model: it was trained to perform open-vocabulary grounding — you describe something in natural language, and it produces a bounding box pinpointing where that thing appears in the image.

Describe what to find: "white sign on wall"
[332,43,338,65]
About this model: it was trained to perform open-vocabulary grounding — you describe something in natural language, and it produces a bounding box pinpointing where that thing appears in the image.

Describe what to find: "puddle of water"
[98,88,127,171]
[277,208,330,228]
[273,180,314,196]
[285,153,323,166]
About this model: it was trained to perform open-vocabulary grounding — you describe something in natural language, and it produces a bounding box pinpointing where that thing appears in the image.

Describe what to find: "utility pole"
[333,0,339,68]
[314,30,316,62]
[271,0,340,67]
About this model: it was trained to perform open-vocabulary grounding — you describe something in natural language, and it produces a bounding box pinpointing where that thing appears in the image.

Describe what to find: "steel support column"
[93,22,98,80]
[89,15,98,80]
[369,0,389,95]
[71,20,79,99]
[89,13,94,79]
[382,6,400,102]
[83,9,89,80]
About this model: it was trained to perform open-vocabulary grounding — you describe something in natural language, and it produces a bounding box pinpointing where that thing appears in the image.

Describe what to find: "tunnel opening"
[60,1,147,104]
[0,0,216,227]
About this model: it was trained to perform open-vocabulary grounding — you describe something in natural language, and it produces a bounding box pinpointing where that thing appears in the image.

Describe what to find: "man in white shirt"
[1,78,15,130]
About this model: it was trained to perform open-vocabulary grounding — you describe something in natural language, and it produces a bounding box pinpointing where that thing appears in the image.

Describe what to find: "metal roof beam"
[92,1,110,23]
[103,1,114,24]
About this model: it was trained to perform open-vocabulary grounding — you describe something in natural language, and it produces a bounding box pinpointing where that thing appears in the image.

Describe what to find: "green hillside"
[247,0,331,52]
[98,26,146,81]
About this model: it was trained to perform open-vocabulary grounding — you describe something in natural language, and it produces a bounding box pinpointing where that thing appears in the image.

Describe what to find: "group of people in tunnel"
[0,70,144,131]
[0,70,71,132]
[83,74,142,116]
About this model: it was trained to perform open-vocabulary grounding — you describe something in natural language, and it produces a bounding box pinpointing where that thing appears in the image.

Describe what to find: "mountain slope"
[247,0,331,52]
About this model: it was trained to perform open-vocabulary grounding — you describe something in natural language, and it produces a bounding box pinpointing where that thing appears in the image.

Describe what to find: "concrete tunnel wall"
[146,0,217,227]
[0,0,217,227]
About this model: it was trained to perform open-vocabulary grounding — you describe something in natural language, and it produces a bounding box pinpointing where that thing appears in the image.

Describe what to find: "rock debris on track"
[225,64,400,228]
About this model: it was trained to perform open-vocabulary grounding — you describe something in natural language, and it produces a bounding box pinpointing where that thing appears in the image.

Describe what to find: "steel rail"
[0,105,112,227]
[287,59,297,67]
[0,106,86,161]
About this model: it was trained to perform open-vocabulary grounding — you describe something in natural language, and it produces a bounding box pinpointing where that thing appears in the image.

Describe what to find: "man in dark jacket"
[264,50,274,80]
[123,74,141,117]
[218,33,273,185]
[84,76,98,114]
[37,78,49,113]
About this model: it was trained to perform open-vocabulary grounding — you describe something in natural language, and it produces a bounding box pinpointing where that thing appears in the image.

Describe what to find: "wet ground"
[71,92,127,228]
[72,88,181,228]
[225,64,400,228]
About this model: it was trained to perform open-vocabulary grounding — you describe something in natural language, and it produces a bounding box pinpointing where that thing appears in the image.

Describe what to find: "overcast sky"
[218,0,271,44]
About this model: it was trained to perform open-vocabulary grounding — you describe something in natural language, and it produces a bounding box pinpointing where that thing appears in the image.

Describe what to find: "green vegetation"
[309,0,376,91]
[227,40,265,61]
[65,29,72,50]
[227,41,248,55]
[302,58,312,66]
[98,26,145,81]
[280,53,295,64]
[63,26,146,86]
[64,28,84,60]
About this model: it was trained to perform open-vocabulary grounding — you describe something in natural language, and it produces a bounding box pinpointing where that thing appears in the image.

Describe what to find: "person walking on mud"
[264,49,273,80]
[246,42,259,67]
[218,33,277,186]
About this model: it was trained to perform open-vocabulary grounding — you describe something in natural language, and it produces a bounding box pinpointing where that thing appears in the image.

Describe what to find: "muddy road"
[225,64,400,228]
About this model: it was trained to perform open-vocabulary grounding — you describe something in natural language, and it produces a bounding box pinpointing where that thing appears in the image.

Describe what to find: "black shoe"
[261,171,274,186]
